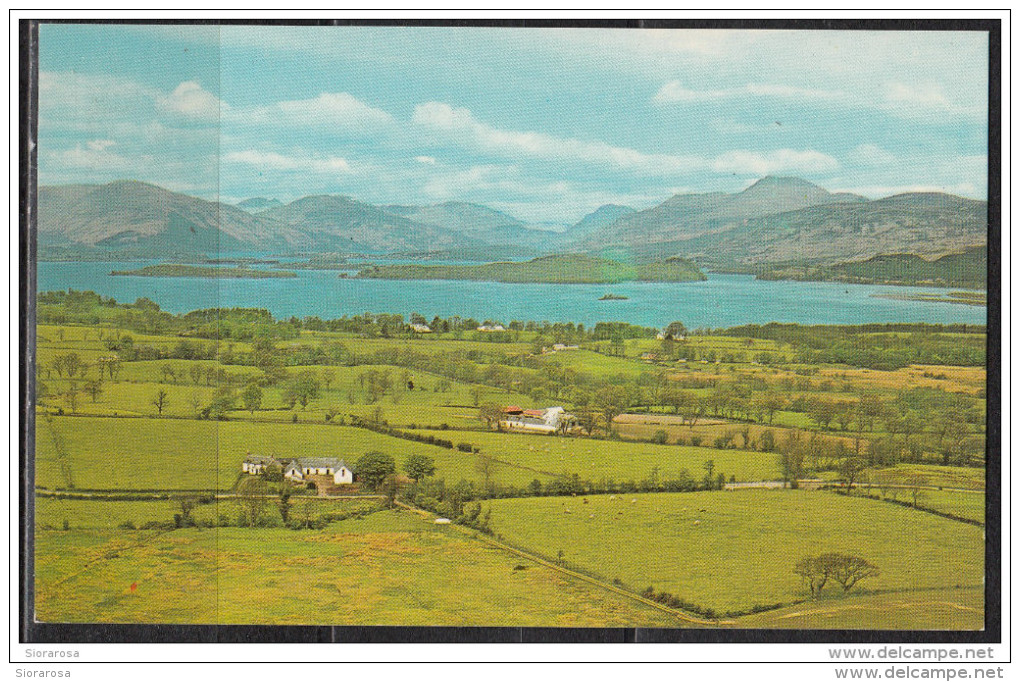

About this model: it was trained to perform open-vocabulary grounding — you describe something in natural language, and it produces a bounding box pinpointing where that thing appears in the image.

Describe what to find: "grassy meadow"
[482,490,985,617]
[31,298,989,629]
[34,510,682,627]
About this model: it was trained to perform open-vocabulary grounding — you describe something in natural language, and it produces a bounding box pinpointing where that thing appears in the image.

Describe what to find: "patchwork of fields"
[31,312,990,629]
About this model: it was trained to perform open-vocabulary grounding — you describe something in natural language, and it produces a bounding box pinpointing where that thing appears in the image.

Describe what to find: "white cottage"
[283,457,354,485]
[242,454,280,475]
[501,406,576,434]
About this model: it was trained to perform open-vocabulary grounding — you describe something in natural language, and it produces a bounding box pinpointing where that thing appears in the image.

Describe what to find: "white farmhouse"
[282,457,354,485]
[501,405,576,434]
[241,454,280,475]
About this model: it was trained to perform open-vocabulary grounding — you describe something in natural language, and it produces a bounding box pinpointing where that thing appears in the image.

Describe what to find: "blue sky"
[38,24,989,224]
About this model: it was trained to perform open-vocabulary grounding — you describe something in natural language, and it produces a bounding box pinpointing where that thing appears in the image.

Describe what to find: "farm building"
[477,324,506,332]
[282,457,354,485]
[501,405,577,434]
[241,454,280,475]
[409,323,432,333]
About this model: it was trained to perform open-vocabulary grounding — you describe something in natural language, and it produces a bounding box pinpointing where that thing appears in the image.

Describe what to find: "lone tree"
[283,371,321,410]
[236,476,269,527]
[152,388,169,415]
[355,451,396,491]
[794,553,879,598]
[478,403,504,431]
[403,454,437,483]
[826,553,880,592]
[176,496,198,527]
[794,556,830,597]
[242,382,263,416]
[838,456,868,491]
[276,479,296,524]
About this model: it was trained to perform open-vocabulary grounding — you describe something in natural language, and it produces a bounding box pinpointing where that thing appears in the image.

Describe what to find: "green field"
[482,490,984,619]
[34,509,683,626]
[32,308,989,629]
[917,491,985,524]
[36,416,552,491]
[733,586,984,630]
[34,496,383,530]
[414,428,782,484]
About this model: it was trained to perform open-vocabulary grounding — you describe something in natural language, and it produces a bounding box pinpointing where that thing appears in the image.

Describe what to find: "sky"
[37,24,989,225]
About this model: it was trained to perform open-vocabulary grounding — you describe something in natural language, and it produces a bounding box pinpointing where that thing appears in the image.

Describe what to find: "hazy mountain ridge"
[380,201,552,249]
[578,177,985,266]
[38,181,308,255]
[260,195,488,254]
[37,177,987,265]
[558,204,637,244]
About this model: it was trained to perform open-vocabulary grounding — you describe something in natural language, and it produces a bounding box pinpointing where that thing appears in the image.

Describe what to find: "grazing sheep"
[564,509,572,514]
[693,520,701,525]
[589,514,595,519]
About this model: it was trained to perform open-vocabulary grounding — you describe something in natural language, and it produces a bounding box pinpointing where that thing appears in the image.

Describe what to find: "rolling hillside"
[37,177,988,268]
[261,195,488,254]
[576,177,985,267]
[38,181,307,256]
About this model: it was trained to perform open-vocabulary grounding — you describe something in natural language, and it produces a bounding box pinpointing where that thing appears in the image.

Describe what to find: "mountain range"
[36,177,988,267]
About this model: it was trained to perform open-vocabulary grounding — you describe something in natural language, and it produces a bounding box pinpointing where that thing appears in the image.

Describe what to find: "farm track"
[393,500,729,627]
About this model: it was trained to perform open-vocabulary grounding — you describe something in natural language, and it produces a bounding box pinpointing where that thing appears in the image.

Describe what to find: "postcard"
[26,21,993,635]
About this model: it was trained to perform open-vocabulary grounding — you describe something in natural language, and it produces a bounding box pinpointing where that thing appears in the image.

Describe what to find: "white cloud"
[45,143,142,172]
[223,149,352,174]
[415,155,437,165]
[235,92,394,129]
[654,80,842,103]
[156,81,225,122]
[412,101,700,175]
[39,71,158,124]
[654,77,984,123]
[710,149,839,176]
[879,81,984,120]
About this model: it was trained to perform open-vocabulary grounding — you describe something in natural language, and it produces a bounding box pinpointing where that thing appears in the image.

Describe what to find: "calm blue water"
[35,261,987,329]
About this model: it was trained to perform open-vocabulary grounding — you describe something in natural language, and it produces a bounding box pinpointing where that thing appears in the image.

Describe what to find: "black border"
[17,16,1004,650]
